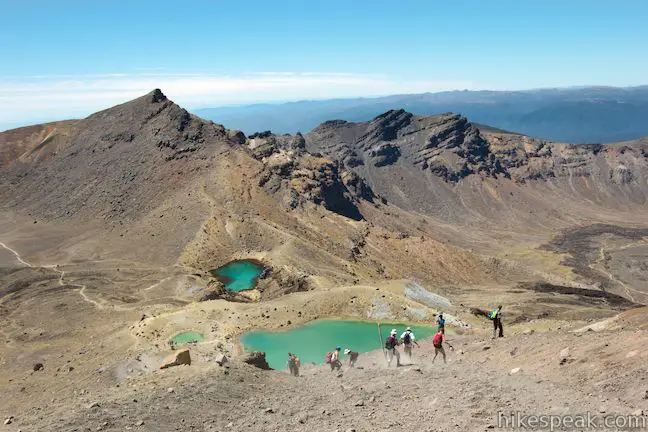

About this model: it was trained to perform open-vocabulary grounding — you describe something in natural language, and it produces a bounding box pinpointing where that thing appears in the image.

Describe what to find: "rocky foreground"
[6,323,647,432]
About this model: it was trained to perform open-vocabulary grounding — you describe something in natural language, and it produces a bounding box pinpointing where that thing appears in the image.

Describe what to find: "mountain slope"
[0,90,497,290]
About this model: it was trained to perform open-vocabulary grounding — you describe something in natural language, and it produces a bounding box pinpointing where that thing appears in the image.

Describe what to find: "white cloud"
[0,72,482,128]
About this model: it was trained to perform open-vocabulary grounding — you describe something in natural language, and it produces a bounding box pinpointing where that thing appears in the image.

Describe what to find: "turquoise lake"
[241,319,436,370]
[170,331,204,346]
[210,259,265,292]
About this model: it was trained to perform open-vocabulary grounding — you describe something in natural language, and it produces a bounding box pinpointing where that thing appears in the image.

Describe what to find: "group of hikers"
[286,306,504,376]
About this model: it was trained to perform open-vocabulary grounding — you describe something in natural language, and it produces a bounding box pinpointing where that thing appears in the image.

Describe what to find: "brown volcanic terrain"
[305,111,648,301]
[1,90,648,430]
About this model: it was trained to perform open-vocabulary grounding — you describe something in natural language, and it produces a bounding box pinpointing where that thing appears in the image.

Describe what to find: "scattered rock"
[136,420,144,426]
[509,367,521,375]
[558,347,573,365]
[632,409,643,416]
[4,417,13,425]
[482,346,491,351]
[509,347,518,356]
[214,354,228,366]
[33,363,44,372]
[167,388,174,393]
[297,412,309,424]
[160,349,191,369]
[86,402,100,409]
[264,408,274,414]
[243,352,271,370]
[522,329,535,335]
[354,400,365,407]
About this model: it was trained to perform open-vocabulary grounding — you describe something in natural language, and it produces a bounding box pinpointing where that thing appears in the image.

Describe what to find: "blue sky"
[1,0,647,128]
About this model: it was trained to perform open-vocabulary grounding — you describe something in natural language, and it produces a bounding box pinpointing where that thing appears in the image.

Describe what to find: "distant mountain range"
[194,86,648,143]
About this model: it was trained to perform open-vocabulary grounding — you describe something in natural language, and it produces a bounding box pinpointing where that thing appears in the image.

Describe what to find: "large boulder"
[160,349,191,369]
[243,351,271,370]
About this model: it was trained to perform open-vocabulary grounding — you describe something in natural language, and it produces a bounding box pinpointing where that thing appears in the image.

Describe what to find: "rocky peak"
[411,114,505,182]
[359,109,413,145]
[0,90,234,221]
[149,88,168,103]
[313,119,349,132]
[307,111,506,182]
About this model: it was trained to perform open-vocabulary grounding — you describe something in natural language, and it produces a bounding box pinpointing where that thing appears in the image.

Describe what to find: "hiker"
[400,327,420,362]
[385,328,401,367]
[437,313,446,333]
[432,330,453,364]
[344,349,359,368]
[287,352,300,376]
[326,346,342,371]
[490,305,504,338]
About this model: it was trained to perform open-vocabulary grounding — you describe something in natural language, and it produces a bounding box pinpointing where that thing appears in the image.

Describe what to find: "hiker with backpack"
[432,330,453,364]
[344,349,359,368]
[287,352,300,376]
[326,346,343,371]
[385,329,401,367]
[399,327,420,362]
[490,305,504,338]
[437,313,446,333]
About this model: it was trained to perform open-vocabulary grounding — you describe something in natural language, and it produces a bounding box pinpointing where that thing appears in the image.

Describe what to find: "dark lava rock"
[243,351,272,370]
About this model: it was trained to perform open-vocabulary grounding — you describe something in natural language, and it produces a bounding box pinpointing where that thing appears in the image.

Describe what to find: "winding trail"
[0,240,100,309]
[0,241,34,267]
[144,276,174,291]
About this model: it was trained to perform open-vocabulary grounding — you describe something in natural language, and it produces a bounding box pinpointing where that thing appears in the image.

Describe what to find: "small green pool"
[241,319,436,370]
[210,259,265,292]
[170,331,204,346]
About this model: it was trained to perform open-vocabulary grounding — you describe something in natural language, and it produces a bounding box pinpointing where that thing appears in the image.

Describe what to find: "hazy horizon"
[2,0,648,130]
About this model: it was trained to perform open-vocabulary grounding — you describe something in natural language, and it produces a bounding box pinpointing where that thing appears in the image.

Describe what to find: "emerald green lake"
[241,319,436,370]
[210,259,265,292]
[170,331,204,346]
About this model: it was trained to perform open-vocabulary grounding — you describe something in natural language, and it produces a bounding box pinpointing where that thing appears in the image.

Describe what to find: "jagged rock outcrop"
[485,131,648,183]
[307,112,505,182]
[306,109,648,188]
[610,164,633,184]
[249,132,373,220]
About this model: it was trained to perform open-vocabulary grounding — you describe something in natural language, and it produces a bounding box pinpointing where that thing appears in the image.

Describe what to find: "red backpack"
[325,352,333,363]
[432,333,443,348]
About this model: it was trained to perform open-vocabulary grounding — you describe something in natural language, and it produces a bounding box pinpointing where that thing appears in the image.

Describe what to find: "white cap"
[406,327,412,331]
[391,328,397,335]
[344,349,351,355]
